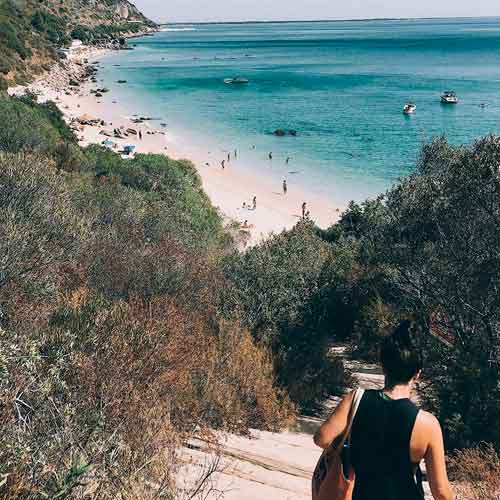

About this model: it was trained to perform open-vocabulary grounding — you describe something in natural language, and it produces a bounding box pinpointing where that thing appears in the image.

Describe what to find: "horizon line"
[154,15,500,26]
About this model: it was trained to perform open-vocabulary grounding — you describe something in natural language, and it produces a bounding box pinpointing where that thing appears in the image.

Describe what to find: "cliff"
[0,0,156,88]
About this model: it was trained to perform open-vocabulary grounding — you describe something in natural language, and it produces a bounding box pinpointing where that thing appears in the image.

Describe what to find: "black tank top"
[350,389,424,500]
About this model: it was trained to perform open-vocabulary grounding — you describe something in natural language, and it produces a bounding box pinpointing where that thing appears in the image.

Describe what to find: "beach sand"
[10,46,341,246]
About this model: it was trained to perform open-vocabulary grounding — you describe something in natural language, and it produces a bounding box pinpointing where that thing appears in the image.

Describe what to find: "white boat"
[403,103,416,114]
[441,91,458,104]
[224,76,249,84]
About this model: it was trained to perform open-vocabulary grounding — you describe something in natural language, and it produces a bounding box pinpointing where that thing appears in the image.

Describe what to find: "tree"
[334,136,500,450]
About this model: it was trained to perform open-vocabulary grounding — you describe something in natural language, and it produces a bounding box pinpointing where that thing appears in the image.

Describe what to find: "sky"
[133,0,500,23]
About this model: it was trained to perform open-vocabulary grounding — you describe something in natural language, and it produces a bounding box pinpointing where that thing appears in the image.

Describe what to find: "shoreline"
[9,44,342,245]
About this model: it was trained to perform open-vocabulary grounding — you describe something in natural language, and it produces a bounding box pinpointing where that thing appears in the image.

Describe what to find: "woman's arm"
[313,391,355,449]
[422,412,453,500]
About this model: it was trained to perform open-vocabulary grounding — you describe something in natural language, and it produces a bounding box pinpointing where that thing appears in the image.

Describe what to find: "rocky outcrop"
[115,3,129,19]
[0,0,156,88]
[273,129,298,137]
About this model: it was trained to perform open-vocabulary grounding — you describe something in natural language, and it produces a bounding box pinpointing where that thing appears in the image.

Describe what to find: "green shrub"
[0,152,82,293]
[17,94,76,142]
[324,136,500,451]
[0,94,64,153]
[80,148,230,250]
[222,221,354,409]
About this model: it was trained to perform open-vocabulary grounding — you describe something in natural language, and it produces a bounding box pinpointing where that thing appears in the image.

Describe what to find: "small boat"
[441,91,458,104]
[224,76,249,85]
[403,103,416,114]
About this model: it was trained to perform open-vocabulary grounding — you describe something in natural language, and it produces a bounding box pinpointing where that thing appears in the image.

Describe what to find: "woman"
[314,321,453,500]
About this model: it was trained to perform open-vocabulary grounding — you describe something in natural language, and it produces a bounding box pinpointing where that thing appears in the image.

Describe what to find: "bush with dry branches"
[0,287,293,499]
[448,443,500,500]
[0,152,84,294]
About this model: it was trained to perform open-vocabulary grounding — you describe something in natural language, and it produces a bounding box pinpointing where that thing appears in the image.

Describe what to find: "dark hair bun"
[380,320,423,385]
[392,319,420,344]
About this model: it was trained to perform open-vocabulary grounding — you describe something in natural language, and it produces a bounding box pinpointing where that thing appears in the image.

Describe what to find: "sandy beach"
[9,45,341,245]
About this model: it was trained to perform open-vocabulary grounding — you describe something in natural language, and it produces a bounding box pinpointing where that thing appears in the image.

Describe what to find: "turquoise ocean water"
[99,18,500,204]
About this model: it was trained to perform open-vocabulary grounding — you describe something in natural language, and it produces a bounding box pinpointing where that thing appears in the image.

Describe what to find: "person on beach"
[139,130,142,140]
[253,196,257,210]
[302,202,307,218]
[286,156,291,164]
[269,152,273,160]
[221,159,225,169]
[234,149,238,158]
[314,320,453,500]
[228,152,230,162]
[282,179,287,195]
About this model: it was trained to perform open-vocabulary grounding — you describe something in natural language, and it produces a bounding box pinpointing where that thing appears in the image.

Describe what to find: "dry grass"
[1,288,294,499]
[448,443,500,500]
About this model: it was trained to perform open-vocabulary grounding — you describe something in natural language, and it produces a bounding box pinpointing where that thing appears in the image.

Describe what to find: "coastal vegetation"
[0,0,155,88]
[220,223,355,408]
[0,91,294,498]
[70,21,148,44]
[1,88,499,498]
[1,77,499,500]
[329,136,500,452]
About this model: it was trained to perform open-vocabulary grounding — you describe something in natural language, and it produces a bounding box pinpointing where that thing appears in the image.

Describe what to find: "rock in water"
[273,129,297,137]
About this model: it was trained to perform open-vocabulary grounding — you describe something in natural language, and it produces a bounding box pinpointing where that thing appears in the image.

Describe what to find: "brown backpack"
[312,389,365,500]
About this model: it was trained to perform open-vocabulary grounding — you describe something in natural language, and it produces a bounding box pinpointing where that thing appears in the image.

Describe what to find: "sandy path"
[180,345,432,499]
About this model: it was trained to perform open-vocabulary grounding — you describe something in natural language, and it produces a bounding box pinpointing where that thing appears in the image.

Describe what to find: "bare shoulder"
[417,410,440,428]
[411,410,442,461]
[343,389,356,405]
[415,410,442,439]
[330,389,356,416]
[330,388,363,420]
[314,389,359,448]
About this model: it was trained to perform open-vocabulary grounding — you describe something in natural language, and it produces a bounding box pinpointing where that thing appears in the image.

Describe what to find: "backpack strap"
[345,388,365,447]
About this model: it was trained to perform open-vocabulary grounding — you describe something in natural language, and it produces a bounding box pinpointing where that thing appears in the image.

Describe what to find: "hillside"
[0,70,499,498]
[0,0,155,88]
